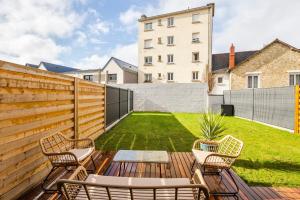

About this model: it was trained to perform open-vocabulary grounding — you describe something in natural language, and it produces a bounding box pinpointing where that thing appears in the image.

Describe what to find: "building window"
[107,74,117,81]
[158,19,162,26]
[192,14,200,23]
[83,75,93,81]
[144,73,152,82]
[144,22,152,31]
[192,52,200,62]
[218,77,223,84]
[167,54,174,64]
[247,75,259,88]
[167,36,174,45]
[192,71,199,80]
[289,73,300,85]
[167,72,174,81]
[192,32,200,43]
[158,37,162,44]
[144,39,153,48]
[144,56,152,65]
[167,17,174,27]
[158,73,162,79]
[158,55,162,62]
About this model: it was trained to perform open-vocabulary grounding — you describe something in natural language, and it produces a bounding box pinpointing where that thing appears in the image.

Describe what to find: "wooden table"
[112,150,170,177]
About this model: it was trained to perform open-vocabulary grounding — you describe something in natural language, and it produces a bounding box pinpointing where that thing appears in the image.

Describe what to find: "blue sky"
[0,0,300,69]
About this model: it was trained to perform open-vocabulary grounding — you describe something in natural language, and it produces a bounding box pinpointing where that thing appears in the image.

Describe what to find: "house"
[25,62,78,73]
[100,57,138,84]
[137,3,214,83]
[63,69,101,83]
[210,45,257,94]
[230,39,300,90]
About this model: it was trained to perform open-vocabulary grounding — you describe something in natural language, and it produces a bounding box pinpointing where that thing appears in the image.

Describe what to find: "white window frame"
[107,74,117,81]
[192,14,200,23]
[167,36,174,45]
[158,19,162,26]
[167,72,174,81]
[83,75,94,81]
[289,72,300,86]
[144,56,152,65]
[247,74,260,89]
[158,73,162,79]
[167,54,174,64]
[144,39,153,49]
[167,17,174,27]
[144,73,152,82]
[192,71,199,80]
[158,37,162,44]
[158,55,162,62]
[192,32,200,43]
[144,22,153,31]
[217,76,223,84]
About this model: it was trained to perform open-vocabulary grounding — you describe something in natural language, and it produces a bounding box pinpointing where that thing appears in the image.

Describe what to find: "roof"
[212,50,258,72]
[64,69,100,74]
[139,3,214,22]
[39,62,78,73]
[25,63,39,68]
[102,57,138,73]
[229,39,300,71]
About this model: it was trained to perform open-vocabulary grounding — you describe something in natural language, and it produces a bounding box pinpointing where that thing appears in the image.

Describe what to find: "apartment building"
[138,3,214,83]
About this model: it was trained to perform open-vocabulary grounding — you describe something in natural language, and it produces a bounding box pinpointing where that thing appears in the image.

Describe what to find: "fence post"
[119,88,121,119]
[294,85,299,134]
[252,88,255,120]
[74,77,79,140]
[104,84,107,129]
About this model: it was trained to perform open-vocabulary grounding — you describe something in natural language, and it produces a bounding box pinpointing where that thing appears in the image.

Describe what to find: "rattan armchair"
[191,135,243,199]
[40,132,96,192]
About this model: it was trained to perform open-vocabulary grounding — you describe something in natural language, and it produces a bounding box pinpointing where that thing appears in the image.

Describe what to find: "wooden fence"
[0,61,105,199]
[295,85,300,133]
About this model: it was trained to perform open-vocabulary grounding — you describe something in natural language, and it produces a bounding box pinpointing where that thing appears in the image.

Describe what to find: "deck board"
[18,151,300,200]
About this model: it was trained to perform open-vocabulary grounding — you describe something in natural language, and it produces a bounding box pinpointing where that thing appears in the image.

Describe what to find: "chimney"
[229,44,235,70]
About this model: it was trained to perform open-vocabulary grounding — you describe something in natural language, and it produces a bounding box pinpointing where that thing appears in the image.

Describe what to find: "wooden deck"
[19,151,300,200]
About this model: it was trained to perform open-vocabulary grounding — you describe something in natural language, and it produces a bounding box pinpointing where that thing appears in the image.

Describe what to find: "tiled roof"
[103,57,138,73]
[212,50,258,72]
[40,62,79,73]
[25,63,39,68]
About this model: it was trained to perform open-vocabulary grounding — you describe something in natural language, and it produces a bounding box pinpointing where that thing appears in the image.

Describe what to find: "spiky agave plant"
[200,112,226,141]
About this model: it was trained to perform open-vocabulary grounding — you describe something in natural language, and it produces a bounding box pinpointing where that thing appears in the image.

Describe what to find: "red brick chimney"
[229,44,235,70]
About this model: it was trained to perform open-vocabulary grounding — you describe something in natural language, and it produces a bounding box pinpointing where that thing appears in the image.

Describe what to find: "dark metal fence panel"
[120,89,128,117]
[224,86,295,130]
[130,91,133,111]
[106,86,132,127]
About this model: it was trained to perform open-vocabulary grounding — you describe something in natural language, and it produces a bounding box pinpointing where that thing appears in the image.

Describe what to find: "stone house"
[230,39,300,90]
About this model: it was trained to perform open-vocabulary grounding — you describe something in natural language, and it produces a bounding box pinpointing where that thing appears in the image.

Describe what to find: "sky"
[0,0,300,70]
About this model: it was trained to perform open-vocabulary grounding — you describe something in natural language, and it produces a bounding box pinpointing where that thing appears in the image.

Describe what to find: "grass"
[95,112,300,187]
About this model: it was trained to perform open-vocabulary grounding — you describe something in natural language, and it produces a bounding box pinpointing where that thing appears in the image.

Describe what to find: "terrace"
[1,62,300,200]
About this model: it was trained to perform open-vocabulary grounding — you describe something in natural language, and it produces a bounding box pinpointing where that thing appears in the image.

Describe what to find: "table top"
[113,150,169,163]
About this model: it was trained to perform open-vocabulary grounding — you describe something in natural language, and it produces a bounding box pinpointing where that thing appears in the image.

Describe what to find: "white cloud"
[0,0,84,64]
[76,43,137,69]
[89,18,111,35]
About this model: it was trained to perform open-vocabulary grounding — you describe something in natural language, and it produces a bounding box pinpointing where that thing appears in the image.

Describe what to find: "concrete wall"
[224,86,295,130]
[113,83,208,113]
[231,42,300,90]
[208,95,224,114]
[138,6,213,83]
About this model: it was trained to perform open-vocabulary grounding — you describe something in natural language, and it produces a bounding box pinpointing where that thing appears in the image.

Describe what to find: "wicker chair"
[40,132,96,192]
[191,135,243,199]
[57,166,210,200]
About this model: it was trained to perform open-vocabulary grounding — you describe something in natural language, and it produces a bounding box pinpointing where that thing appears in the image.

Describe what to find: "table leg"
[160,163,162,178]
[119,162,122,176]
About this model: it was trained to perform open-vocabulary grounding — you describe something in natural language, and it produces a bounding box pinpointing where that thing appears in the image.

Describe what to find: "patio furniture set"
[40,133,243,200]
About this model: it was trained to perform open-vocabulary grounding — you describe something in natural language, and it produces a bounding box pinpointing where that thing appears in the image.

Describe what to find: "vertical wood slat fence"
[0,61,105,199]
[294,85,300,133]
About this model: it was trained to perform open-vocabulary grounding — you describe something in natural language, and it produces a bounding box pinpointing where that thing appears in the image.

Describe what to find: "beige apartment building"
[138,3,214,83]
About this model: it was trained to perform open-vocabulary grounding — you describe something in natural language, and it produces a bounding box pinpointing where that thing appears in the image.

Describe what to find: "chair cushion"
[192,149,225,166]
[69,148,93,161]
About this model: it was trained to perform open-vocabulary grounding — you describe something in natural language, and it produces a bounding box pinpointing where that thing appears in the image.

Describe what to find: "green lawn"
[95,112,300,187]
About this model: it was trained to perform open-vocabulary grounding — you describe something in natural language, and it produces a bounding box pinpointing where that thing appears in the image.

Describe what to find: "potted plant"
[199,112,226,152]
